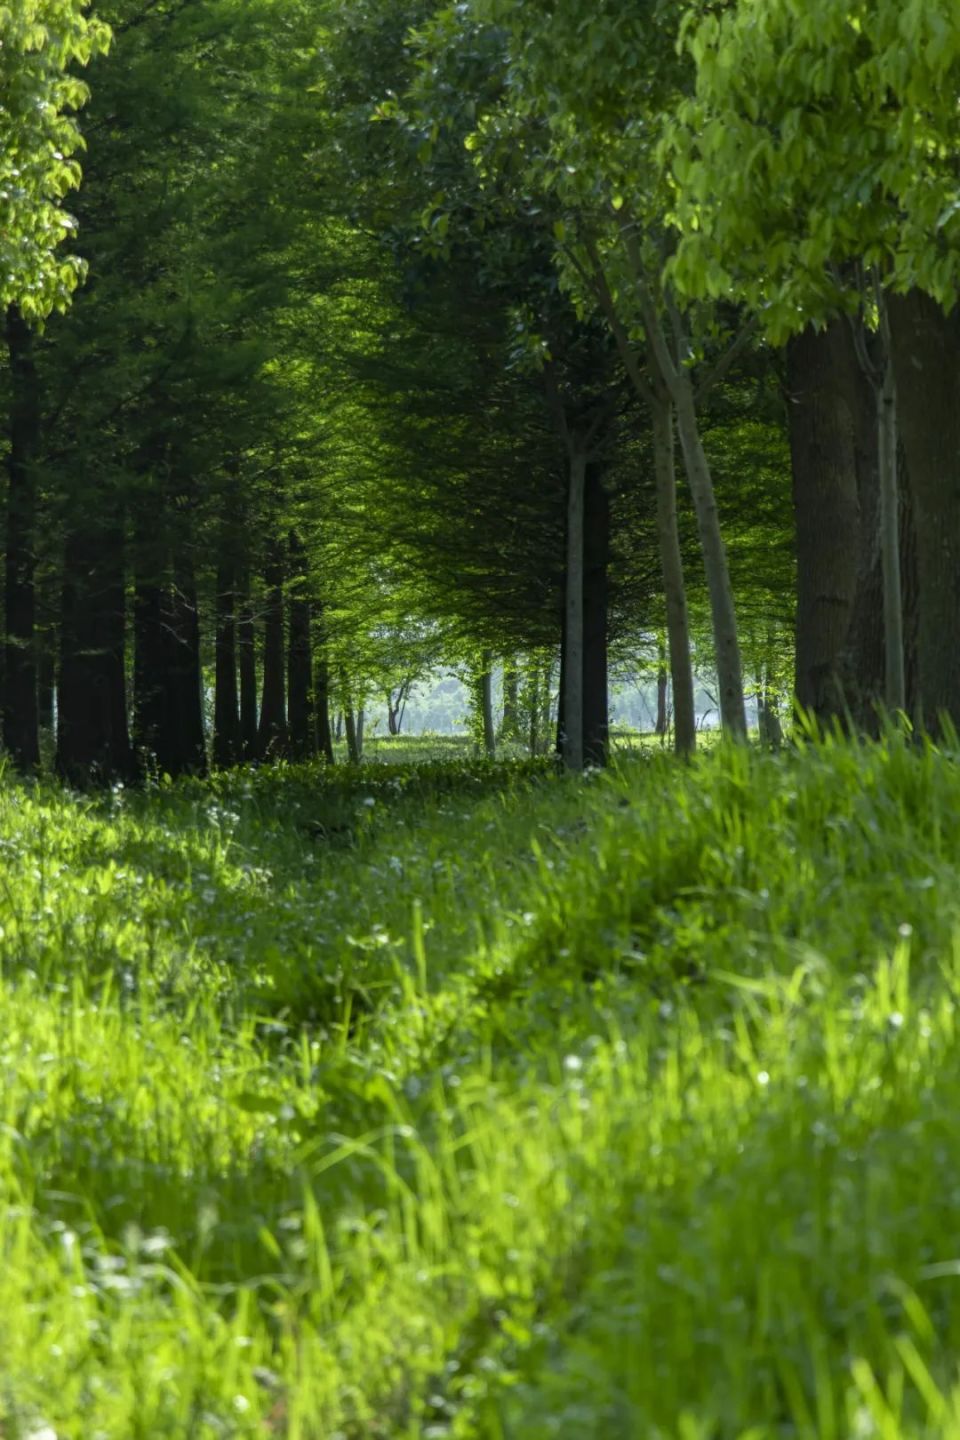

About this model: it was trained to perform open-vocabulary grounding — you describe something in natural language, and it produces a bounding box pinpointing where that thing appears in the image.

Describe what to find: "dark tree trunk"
[887,290,960,734]
[161,555,206,777]
[335,711,343,743]
[257,544,286,758]
[37,643,55,734]
[582,462,610,767]
[133,509,167,771]
[4,306,40,770]
[56,518,133,785]
[501,659,520,741]
[315,655,334,762]
[237,572,258,760]
[899,442,920,721]
[287,531,314,760]
[656,659,669,739]
[479,656,496,758]
[344,706,361,763]
[213,555,241,768]
[834,333,885,735]
[786,323,862,723]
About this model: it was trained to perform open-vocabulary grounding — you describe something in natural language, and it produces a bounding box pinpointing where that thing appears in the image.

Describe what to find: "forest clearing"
[6,0,960,1434]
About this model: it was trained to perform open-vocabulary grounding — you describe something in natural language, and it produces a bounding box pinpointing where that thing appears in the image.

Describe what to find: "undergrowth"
[0,737,959,1436]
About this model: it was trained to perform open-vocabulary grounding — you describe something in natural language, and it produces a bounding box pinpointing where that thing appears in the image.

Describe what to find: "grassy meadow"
[2,736,960,1436]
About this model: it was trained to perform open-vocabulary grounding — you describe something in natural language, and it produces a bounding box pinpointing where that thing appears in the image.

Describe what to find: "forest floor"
[2,736,960,1438]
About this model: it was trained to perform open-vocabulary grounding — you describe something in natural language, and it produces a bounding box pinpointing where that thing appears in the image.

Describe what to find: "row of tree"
[4,0,954,782]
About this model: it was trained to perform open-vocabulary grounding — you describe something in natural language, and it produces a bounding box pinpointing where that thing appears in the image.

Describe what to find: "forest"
[3,0,960,1435]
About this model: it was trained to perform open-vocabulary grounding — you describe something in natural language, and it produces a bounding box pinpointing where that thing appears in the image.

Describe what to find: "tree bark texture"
[887,290,960,734]
[237,573,258,760]
[213,555,241,768]
[286,531,314,760]
[651,393,696,755]
[3,305,40,770]
[563,446,586,770]
[257,543,286,759]
[582,462,609,767]
[56,518,133,785]
[479,656,496,758]
[787,323,862,723]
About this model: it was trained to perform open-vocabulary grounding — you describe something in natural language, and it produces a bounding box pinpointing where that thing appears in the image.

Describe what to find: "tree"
[1,0,109,319]
[669,0,960,730]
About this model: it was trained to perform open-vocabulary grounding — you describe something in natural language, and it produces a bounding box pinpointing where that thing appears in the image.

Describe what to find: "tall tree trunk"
[582,462,610,767]
[670,369,746,737]
[479,654,496,758]
[501,658,520,741]
[344,706,360,763]
[237,570,258,760]
[787,324,862,723]
[4,305,40,770]
[213,554,241,768]
[162,553,206,777]
[257,543,286,758]
[887,290,960,734]
[877,347,905,712]
[656,648,669,741]
[651,393,696,755]
[133,504,167,771]
[37,642,55,734]
[900,441,920,721]
[287,531,314,760]
[563,445,586,770]
[315,656,334,762]
[56,517,133,785]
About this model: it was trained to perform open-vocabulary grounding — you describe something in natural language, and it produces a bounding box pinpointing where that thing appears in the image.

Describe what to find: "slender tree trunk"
[287,531,314,760]
[335,711,344,743]
[132,504,167,771]
[344,707,360,762]
[887,290,960,733]
[651,393,696,755]
[501,658,519,741]
[563,446,586,770]
[213,555,241,768]
[315,656,334,762]
[656,649,668,741]
[37,643,55,734]
[237,572,258,760]
[900,442,920,720]
[4,305,40,770]
[56,518,133,785]
[582,462,610,767]
[479,654,496,758]
[257,543,286,758]
[787,323,862,723]
[670,370,746,737]
[163,554,206,777]
[878,350,905,713]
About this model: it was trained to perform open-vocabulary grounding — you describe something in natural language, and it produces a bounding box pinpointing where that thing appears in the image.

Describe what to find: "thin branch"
[695,316,760,403]
[575,237,656,410]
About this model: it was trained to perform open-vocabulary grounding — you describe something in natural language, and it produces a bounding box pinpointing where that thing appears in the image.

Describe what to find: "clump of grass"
[0,739,960,1436]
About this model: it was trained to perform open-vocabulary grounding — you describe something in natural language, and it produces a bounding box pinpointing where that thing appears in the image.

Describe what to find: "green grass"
[2,737,960,1436]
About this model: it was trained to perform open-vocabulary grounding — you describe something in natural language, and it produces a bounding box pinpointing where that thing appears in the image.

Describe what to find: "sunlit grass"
[1,738,960,1435]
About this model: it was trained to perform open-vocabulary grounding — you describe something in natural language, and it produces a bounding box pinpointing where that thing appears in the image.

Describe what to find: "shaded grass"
[0,739,960,1435]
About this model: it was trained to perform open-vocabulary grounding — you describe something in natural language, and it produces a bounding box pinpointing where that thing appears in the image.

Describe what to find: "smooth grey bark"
[563,447,587,771]
[666,359,746,738]
[651,394,696,755]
